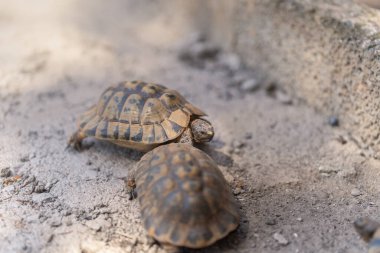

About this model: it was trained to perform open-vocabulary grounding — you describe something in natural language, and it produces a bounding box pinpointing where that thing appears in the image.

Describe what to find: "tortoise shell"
[134,143,240,248]
[76,81,206,150]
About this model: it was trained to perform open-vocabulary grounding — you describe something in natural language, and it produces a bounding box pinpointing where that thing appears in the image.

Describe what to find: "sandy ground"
[1,1,380,253]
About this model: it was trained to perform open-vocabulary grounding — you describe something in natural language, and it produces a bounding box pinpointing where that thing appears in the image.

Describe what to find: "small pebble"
[273,232,289,245]
[50,220,62,227]
[265,219,277,226]
[296,217,303,222]
[318,165,340,174]
[241,79,260,92]
[86,220,102,232]
[34,184,45,193]
[233,187,243,195]
[0,167,11,177]
[351,188,362,197]
[328,116,339,127]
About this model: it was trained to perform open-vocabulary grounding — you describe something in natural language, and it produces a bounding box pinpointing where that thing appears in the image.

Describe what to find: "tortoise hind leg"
[160,242,182,253]
[67,131,87,151]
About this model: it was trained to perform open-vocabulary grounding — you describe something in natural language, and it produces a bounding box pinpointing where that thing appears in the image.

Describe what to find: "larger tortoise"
[69,81,214,151]
[128,143,240,250]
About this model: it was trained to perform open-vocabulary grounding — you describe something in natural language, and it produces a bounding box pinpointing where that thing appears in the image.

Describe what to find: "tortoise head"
[354,217,380,242]
[190,118,214,143]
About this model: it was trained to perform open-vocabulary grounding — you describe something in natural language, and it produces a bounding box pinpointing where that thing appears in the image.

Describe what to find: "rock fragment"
[273,232,289,245]
[351,188,362,197]
[265,219,277,226]
[0,167,11,177]
[241,78,260,92]
[328,116,339,127]
[318,165,340,174]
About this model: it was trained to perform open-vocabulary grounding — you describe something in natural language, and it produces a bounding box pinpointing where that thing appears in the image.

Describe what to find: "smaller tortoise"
[127,143,240,250]
[354,217,380,253]
[69,81,214,151]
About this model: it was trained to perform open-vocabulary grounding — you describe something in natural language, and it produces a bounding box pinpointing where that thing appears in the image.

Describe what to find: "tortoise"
[127,143,240,250]
[354,217,380,253]
[68,81,214,151]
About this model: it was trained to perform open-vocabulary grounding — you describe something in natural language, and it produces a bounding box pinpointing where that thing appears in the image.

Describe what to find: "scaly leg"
[177,128,193,146]
[125,164,138,200]
[67,131,86,151]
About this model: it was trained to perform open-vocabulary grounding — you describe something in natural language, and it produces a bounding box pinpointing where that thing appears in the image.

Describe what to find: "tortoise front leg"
[125,165,138,200]
[125,177,137,200]
[177,128,193,146]
[144,237,181,253]
[67,131,87,151]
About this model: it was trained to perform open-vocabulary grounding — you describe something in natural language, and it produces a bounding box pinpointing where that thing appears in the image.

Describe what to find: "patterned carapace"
[132,143,240,249]
[69,81,213,151]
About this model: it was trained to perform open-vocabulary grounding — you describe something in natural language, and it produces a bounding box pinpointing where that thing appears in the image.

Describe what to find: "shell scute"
[130,124,143,141]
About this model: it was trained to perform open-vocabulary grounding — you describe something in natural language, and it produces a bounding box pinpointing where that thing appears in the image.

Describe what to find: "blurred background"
[358,0,380,8]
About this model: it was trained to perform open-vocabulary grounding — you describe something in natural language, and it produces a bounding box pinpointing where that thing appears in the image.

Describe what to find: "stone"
[265,219,277,226]
[34,184,45,193]
[328,116,339,127]
[50,220,62,227]
[337,167,357,179]
[241,78,260,92]
[0,167,11,177]
[351,188,362,197]
[273,232,289,245]
[86,220,102,232]
[318,165,340,174]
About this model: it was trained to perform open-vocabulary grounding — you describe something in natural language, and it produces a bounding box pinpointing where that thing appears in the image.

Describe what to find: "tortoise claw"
[67,131,85,151]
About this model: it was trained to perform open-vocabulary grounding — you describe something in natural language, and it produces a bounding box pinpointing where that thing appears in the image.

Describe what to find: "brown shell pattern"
[77,81,206,146]
[135,143,240,248]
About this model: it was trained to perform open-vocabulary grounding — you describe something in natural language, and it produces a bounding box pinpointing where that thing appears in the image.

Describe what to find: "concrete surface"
[1,1,380,253]
[186,0,380,158]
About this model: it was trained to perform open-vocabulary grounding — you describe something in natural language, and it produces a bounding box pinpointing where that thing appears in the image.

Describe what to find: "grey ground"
[1,1,380,253]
